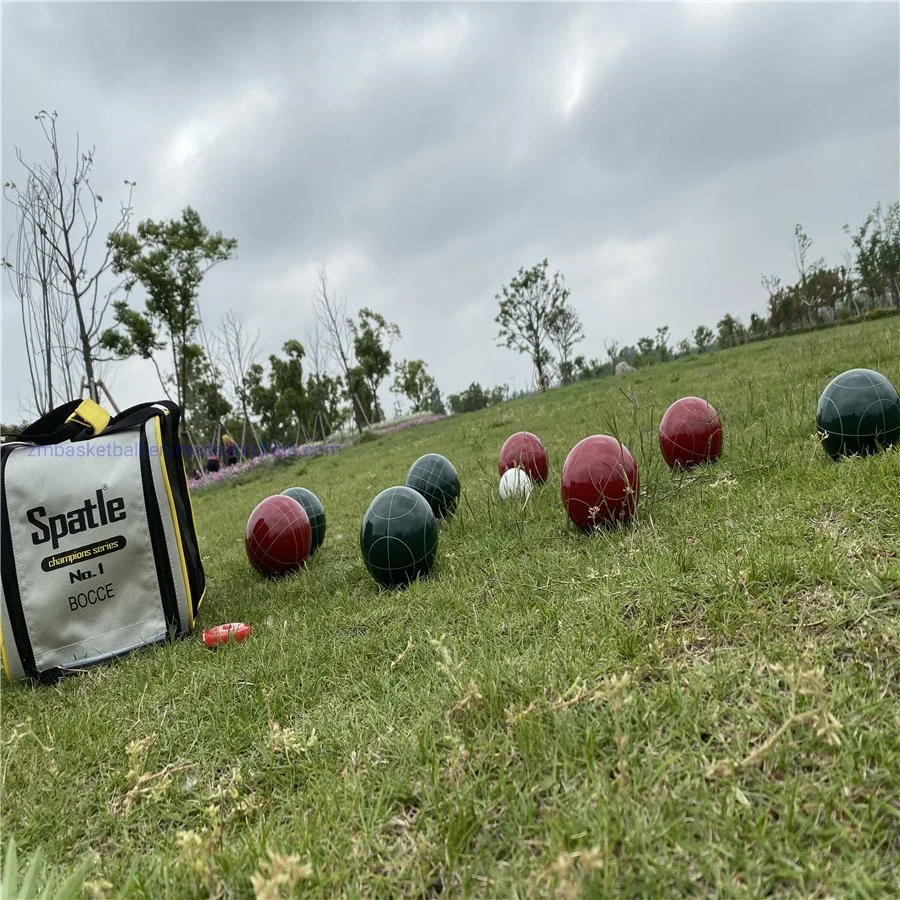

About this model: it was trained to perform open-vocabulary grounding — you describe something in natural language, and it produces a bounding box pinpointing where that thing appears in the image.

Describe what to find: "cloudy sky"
[2,1,898,423]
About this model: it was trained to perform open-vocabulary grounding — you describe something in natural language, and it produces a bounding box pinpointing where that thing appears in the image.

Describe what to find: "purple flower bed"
[189,413,446,492]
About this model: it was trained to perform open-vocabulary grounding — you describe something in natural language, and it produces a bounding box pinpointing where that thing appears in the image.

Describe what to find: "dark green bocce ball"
[405,453,461,519]
[281,486,326,554]
[816,368,900,459]
[360,485,438,588]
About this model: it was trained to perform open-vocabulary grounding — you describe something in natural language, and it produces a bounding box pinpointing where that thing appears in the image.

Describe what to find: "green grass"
[3,319,899,898]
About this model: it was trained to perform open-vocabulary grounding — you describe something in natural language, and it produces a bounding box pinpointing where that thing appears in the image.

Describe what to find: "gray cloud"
[3,1,898,422]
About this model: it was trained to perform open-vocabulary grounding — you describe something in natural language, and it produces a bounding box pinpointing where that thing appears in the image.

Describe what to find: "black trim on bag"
[139,427,182,635]
[0,445,40,680]
[155,409,205,615]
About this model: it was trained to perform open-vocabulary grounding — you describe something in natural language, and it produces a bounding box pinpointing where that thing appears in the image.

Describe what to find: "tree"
[574,356,605,380]
[603,339,620,366]
[676,338,692,356]
[246,340,317,445]
[349,308,401,423]
[306,370,345,437]
[806,266,844,320]
[716,314,740,349]
[186,350,232,448]
[693,325,714,353]
[636,336,655,361]
[846,201,900,308]
[393,359,437,412]
[495,258,569,392]
[103,207,237,419]
[217,309,261,456]
[547,303,584,385]
[763,272,801,331]
[654,326,671,362]
[5,173,72,414]
[2,111,135,411]
[749,312,768,338]
[447,382,506,415]
[791,223,828,324]
[312,266,368,433]
[304,318,345,438]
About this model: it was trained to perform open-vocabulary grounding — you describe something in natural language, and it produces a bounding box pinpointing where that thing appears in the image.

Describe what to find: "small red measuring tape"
[201,622,252,648]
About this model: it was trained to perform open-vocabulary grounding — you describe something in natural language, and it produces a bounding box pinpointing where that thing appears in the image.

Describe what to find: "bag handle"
[18,398,111,446]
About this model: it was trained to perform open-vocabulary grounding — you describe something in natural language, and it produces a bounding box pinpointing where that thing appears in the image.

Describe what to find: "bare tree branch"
[312,265,367,431]
[2,111,134,413]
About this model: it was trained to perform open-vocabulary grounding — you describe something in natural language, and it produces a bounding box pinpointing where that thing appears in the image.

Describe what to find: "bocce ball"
[245,494,312,577]
[561,435,639,532]
[281,486,326,554]
[499,467,533,501]
[659,396,724,469]
[499,431,549,483]
[360,485,438,588]
[405,453,460,519]
[816,368,900,459]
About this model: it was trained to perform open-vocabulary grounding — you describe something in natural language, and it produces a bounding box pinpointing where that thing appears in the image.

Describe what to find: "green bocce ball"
[816,368,900,459]
[405,453,461,519]
[360,486,438,588]
[281,486,326,554]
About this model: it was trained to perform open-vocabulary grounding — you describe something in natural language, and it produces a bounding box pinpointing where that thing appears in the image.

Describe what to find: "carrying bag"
[0,398,205,682]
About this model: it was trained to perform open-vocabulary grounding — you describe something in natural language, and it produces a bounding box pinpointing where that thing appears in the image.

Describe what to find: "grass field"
[2,319,899,899]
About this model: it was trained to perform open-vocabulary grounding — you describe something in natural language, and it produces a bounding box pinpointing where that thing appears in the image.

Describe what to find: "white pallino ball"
[499,467,533,500]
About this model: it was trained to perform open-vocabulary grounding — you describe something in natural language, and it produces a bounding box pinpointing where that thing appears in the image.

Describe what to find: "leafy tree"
[269,340,312,441]
[349,308,401,423]
[447,382,507,415]
[655,326,671,362]
[346,365,377,427]
[186,350,232,447]
[306,371,346,437]
[791,223,830,324]
[603,339,620,366]
[572,356,608,381]
[246,340,317,444]
[764,276,801,331]
[806,266,844,320]
[547,303,584,385]
[557,360,575,386]
[716,314,740,349]
[676,338,692,356]
[636,336,655,361]
[103,207,237,418]
[845,201,900,308]
[393,359,437,412]
[495,258,569,391]
[749,312,768,337]
[693,325,714,353]
[618,344,640,366]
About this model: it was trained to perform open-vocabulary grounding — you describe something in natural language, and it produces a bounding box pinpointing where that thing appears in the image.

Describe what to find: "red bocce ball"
[499,431,549,483]
[658,396,723,469]
[245,494,312,577]
[561,435,639,531]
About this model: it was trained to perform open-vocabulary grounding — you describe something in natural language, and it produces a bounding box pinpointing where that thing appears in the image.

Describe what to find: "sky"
[2,0,898,424]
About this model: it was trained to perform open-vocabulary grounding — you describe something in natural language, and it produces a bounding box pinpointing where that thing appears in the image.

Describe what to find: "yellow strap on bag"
[65,398,110,436]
